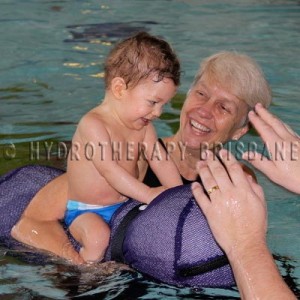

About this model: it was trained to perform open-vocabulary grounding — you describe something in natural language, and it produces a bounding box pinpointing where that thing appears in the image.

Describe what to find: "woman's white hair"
[191,51,272,108]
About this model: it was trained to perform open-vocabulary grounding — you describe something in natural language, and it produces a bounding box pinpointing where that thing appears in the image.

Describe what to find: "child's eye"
[148,100,157,106]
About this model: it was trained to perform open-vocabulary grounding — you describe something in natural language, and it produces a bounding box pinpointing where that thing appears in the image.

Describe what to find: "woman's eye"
[220,104,230,113]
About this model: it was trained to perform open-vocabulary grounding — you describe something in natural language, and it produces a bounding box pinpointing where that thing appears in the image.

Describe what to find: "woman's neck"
[162,135,201,181]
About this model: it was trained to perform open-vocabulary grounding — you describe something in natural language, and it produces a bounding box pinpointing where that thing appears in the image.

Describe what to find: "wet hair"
[104,32,180,89]
[191,51,272,108]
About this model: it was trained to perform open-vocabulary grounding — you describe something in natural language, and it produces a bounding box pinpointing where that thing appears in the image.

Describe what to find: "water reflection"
[64,21,158,44]
[1,246,241,299]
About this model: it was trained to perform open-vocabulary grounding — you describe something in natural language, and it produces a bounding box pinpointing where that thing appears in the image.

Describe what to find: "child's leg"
[69,212,110,262]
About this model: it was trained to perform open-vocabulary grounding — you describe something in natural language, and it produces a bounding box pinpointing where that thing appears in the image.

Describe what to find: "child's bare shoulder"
[80,109,104,125]
[80,105,111,126]
[77,108,109,138]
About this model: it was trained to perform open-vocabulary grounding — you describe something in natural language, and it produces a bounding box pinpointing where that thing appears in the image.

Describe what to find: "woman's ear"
[232,124,249,140]
[111,77,126,99]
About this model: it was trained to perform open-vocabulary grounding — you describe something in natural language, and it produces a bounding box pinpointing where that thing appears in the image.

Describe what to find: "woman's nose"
[197,99,214,119]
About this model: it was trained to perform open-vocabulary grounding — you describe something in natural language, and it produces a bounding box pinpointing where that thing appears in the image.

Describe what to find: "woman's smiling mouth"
[190,119,211,133]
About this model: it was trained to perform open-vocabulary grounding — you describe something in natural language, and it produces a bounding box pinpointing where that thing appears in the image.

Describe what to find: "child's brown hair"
[104,32,180,89]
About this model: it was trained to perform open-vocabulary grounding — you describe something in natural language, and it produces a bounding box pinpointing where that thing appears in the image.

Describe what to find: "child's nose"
[153,106,163,117]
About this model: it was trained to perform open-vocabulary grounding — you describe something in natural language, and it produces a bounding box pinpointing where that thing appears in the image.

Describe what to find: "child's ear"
[111,77,126,99]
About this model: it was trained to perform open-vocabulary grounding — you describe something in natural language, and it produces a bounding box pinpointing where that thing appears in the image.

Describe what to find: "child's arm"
[79,115,166,203]
[143,124,183,187]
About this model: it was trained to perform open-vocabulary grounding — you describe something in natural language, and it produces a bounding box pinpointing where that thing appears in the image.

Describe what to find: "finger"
[283,122,300,139]
[196,158,220,198]
[202,150,233,192]
[246,175,267,223]
[248,111,280,154]
[246,174,265,204]
[218,149,250,188]
[253,103,295,140]
[248,112,279,157]
[191,182,210,215]
[242,151,276,176]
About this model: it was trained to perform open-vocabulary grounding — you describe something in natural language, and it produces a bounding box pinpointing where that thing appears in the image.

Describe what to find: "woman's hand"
[243,103,300,194]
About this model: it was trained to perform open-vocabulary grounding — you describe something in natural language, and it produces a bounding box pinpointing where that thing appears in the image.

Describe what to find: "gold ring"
[207,185,219,195]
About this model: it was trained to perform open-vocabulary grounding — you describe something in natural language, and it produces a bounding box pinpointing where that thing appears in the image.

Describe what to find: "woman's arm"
[11,173,84,264]
[192,149,295,299]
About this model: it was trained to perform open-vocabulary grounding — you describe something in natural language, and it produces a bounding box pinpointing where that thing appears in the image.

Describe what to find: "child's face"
[120,75,177,130]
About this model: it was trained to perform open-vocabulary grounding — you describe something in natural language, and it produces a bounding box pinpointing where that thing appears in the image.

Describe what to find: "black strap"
[177,255,229,277]
[110,204,145,263]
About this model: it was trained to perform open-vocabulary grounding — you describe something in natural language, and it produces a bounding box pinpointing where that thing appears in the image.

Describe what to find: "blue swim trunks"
[64,200,124,227]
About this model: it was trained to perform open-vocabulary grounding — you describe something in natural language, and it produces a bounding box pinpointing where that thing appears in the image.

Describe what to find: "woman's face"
[178,74,249,150]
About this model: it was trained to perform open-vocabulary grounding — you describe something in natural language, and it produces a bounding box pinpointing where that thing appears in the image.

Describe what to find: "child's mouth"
[141,118,150,125]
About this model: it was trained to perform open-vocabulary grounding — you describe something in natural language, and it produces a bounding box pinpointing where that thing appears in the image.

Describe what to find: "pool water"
[1,0,299,298]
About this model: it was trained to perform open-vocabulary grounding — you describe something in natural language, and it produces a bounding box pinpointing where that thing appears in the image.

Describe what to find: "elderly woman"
[141,51,271,185]
[10,51,271,264]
